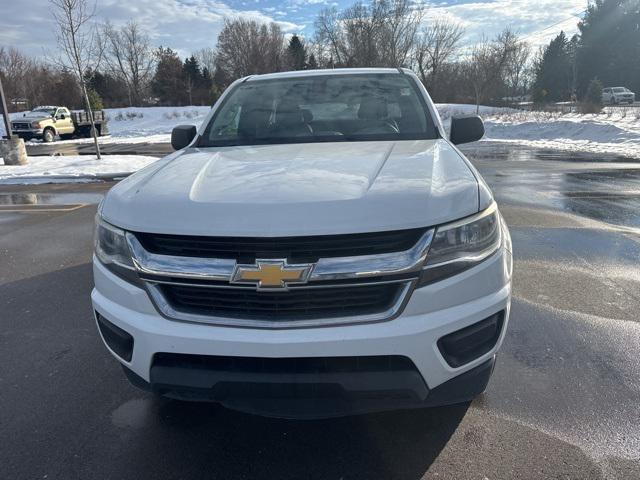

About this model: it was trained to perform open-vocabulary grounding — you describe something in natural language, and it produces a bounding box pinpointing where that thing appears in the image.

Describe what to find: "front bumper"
[92,247,511,417]
[11,128,43,139]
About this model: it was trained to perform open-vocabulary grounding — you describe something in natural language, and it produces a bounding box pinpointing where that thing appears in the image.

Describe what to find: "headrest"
[358,97,388,120]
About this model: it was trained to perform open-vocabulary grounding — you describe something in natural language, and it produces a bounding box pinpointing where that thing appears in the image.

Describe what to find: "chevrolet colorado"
[92,68,512,418]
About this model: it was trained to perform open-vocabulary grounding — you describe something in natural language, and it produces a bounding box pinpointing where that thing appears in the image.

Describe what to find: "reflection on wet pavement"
[0,192,104,206]
[461,142,640,229]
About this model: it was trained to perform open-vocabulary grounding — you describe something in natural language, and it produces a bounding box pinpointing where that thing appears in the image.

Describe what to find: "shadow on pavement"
[120,398,469,479]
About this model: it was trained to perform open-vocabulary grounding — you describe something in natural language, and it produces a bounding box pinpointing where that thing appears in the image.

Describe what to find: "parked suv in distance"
[92,68,512,418]
[602,87,635,104]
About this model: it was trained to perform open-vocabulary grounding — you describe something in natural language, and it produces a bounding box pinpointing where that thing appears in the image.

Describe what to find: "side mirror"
[171,125,197,150]
[59,114,66,120]
[450,115,485,145]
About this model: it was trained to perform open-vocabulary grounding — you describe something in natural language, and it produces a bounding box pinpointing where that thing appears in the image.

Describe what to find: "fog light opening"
[96,312,134,362]
[437,311,504,368]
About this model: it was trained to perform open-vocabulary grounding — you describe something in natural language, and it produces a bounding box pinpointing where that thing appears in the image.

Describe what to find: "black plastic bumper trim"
[96,312,134,362]
[121,355,496,418]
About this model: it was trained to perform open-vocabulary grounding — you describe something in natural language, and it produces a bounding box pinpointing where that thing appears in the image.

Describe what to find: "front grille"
[12,123,31,130]
[135,228,427,263]
[159,283,404,321]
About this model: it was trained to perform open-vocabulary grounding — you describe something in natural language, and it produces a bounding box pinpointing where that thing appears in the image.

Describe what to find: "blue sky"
[1,0,588,59]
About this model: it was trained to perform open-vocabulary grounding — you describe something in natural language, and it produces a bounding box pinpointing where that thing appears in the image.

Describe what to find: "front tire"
[42,128,55,143]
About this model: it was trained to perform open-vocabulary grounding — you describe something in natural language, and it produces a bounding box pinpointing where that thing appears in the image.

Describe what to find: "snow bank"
[0,154,158,184]
[482,110,640,158]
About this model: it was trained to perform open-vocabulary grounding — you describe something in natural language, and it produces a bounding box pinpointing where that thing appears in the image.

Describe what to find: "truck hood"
[15,113,49,122]
[102,139,483,236]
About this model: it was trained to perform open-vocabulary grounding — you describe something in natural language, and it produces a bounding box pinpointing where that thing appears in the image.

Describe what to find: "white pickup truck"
[92,68,512,418]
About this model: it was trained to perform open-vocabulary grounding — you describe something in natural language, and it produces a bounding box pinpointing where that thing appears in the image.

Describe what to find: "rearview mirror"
[171,125,197,150]
[450,115,485,145]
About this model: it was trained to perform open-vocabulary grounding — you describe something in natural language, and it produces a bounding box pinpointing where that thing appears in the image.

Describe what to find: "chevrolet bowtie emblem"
[231,259,313,290]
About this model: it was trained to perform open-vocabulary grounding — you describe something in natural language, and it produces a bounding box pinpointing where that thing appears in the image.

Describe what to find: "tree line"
[0,0,637,112]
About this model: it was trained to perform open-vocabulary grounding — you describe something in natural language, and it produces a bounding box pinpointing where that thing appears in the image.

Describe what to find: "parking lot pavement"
[1,144,640,479]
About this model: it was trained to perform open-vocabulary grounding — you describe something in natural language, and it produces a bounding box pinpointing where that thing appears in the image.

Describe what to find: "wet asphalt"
[1,142,640,479]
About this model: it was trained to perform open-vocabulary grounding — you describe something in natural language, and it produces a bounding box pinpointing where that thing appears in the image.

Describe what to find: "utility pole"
[0,76,12,139]
[0,75,28,165]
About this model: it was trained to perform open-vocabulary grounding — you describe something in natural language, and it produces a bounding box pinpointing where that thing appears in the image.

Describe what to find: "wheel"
[42,128,56,143]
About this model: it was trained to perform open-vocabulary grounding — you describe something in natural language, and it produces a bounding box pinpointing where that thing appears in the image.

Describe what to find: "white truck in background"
[10,106,108,142]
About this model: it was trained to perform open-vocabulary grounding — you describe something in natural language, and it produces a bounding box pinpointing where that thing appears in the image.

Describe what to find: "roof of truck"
[245,68,412,82]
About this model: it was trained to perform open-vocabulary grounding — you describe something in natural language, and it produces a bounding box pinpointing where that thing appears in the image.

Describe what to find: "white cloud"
[0,0,303,59]
[427,0,587,48]
[0,0,588,61]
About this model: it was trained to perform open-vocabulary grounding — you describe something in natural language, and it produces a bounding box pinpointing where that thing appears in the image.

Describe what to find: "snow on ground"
[481,109,640,158]
[0,154,158,184]
[436,104,640,158]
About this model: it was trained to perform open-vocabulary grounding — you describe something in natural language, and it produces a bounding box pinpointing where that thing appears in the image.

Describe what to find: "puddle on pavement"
[495,170,640,229]
[462,146,640,230]
[462,141,640,163]
[111,398,155,429]
[0,192,104,206]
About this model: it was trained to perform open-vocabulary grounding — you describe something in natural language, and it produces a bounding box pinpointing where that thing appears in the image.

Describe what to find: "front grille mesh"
[135,228,427,263]
[159,283,404,321]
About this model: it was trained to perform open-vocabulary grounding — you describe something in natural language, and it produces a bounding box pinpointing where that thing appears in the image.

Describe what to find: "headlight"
[419,203,502,286]
[95,216,140,283]
[31,121,41,128]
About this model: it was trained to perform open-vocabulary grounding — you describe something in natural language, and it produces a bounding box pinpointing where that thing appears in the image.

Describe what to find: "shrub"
[580,78,603,114]
[86,89,103,111]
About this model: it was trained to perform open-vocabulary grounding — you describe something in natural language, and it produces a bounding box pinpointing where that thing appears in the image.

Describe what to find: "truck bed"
[71,110,106,126]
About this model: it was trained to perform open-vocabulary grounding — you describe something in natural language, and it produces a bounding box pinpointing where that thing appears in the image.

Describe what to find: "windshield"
[612,88,627,93]
[199,73,438,147]
[32,107,56,115]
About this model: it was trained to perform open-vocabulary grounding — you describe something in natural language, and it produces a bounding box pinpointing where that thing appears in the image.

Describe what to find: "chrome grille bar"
[126,229,434,283]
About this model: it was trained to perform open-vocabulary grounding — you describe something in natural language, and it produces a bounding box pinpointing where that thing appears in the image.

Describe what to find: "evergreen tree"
[151,47,185,105]
[581,78,604,113]
[532,32,572,103]
[577,0,640,95]
[287,35,307,70]
[307,53,318,70]
[183,55,202,105]
[86,88,103,111]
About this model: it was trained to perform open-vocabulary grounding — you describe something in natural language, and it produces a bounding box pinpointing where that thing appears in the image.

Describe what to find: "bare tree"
[465,29,519,113]
[215,19,286,85]
[315,0,423,68]
[504,35,532,101]
[102,21,154,106]
[314,8,346,66]
[49,0,101,158]
[415,19,464,95]
[377,0,424,67]
[194,47,217,75]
